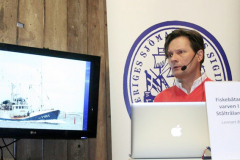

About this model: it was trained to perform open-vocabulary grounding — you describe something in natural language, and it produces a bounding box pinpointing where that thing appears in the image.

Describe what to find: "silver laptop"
[131,102,210,159]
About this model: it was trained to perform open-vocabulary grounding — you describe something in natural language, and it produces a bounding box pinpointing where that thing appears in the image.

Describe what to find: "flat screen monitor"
[0,43,100,139]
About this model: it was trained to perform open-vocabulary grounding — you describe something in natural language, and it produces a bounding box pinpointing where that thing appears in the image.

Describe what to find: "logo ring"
[123,21,232,117]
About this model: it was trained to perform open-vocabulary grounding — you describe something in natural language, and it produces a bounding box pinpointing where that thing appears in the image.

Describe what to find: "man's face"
[167,36,200,80]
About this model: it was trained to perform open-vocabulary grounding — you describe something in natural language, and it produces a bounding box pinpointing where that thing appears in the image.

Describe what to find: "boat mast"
[37,68,43,111]
[11,83,15,102]
[41,67,43,111]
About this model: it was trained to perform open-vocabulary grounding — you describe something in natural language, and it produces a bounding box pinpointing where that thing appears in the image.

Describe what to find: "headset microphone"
[181,53,197,71]
[181,65,187,71]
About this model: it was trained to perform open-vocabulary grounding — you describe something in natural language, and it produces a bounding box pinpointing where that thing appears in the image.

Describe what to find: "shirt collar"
[175,72,207,94]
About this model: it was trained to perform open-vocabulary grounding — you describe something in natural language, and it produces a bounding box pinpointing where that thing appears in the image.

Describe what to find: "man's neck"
[178,73,202,94]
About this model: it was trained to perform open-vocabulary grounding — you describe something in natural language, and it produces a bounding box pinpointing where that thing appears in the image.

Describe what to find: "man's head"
[164,29,205,80]
[164,28,204,65]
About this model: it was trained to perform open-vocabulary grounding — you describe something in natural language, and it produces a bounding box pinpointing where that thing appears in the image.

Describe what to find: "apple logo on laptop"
[171,125,182,137]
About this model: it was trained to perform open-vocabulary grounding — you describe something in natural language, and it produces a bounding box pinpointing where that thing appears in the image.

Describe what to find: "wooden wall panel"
[88,0,108,160]
[67,0,88,54]
[0,139,15,160]
[44,1,68,160]
[0,0,17,44]
[67,140,89,160]
[44,0,67,51]
[67,0,90,159]
[0,1,18,159]
[0,0,111,159]
[44,140,67,160]
[16,0,44,160]
[104,0,112,158]
[16,139,42,160]
[17,0,44,47]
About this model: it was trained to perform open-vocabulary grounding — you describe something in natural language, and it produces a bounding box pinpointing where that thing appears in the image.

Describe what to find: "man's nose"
[170,53,178,62]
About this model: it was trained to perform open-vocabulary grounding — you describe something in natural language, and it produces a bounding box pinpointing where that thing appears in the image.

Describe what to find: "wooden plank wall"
[0,0,111,160]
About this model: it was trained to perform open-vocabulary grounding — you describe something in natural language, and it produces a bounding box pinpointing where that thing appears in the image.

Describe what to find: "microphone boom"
[181,53,197,71]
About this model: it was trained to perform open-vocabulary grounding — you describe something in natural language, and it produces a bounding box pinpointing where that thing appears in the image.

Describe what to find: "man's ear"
[197,49,204,63]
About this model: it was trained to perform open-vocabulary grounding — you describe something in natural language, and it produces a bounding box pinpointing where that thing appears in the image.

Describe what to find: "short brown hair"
[164,28,204,64]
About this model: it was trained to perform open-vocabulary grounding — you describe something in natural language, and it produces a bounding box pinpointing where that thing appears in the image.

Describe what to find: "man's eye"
[168,53,173,58]
[180,50,185,53]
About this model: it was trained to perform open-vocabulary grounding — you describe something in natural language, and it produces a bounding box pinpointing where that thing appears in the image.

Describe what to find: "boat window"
[16,106,18,109]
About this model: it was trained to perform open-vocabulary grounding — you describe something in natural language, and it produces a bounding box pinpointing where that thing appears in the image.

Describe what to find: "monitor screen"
[0,43,100,139]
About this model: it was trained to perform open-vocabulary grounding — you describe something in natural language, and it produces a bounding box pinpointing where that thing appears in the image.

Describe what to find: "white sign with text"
[205,81,240,160]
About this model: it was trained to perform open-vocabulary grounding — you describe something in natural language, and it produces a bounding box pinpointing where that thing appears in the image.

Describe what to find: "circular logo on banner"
[123,21,232,117]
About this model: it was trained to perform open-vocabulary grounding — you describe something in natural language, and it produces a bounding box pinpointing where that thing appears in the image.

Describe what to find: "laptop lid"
[131,102,210,159]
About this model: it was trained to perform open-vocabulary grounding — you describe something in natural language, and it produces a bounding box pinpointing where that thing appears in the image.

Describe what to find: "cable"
[0,147,3,160]
[1,138,19,160]
[2,138,17,160]
[202,146,211,159]
[1,138,19,148]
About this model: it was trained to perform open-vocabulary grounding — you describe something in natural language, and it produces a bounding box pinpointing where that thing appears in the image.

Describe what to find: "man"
[154,28,212,102]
